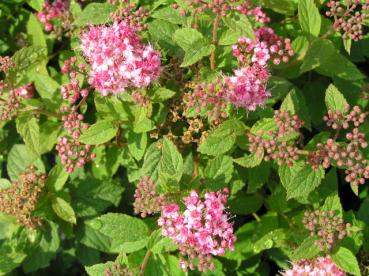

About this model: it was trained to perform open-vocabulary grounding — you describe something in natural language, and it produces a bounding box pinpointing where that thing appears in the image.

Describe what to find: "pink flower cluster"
[282,256,345,276]
[37,0,69,32]
[158,189,236,272]
[14,83,35,99]
[80,21,161,96]
[233,27,294,66]
[224,64,271,111]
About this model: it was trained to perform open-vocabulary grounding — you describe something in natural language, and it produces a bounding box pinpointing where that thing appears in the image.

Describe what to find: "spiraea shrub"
[1,0,369,275]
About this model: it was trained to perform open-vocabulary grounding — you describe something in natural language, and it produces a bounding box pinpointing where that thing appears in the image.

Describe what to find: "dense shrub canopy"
[0,0,369,275]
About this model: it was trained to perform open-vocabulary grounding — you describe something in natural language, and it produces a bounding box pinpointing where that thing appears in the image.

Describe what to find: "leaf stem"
[210,14,220,70]
[139,250,152,276]
[252,212,261,222]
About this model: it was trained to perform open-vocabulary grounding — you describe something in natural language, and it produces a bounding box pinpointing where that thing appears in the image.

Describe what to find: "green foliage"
[1,0,368,275]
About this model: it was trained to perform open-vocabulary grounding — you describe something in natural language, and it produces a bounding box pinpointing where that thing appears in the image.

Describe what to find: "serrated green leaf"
[198,119,246,156]
[292,236,320,261]
[16,114,41,156]
[279,161,325,200]
[83,213,149,253]
[233,152,264,168]
[79,120,116,145]
[331,247,361,276]
[74,3,116,26]
[325,84,348,113]
[46,164,69,192]
[128,131,147,161]
[52,197,77,224]
[298,0,321,37]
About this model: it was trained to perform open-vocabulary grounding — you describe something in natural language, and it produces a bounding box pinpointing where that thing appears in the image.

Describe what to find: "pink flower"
[158,189,236,272]
[80,21,161,96]
[282,256,345,276]
[224,64,271,111]
[233,27,294,66]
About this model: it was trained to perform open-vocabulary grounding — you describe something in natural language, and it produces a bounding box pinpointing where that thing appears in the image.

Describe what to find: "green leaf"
[26,13,47,48]
[262,0,298,15]
[7,144,39,181]
[325,84,348,113]
[204,155,234,190]
[280,89,311,130]
[222,13,255,41]
[159,138,184,191]
[292,236,320,261]
[141,141,162,184]
[33,74,60,100]
[151,6,187,25]
[278,161,325,200]
[51,197,77,224]
[12,46,47,72]
[331,247,361,276]
[85,261,116,276]
[151,87,176,102]
[83,213,149,253]
[298,0,321,37]
[148,19,179,54]
[79,120,117,145]
[0,178,11,189]
[95,95,130,120]
[46,164,69,192]
[16,114,41,156]
[228,193,263,215]
[233,152,264,168]
[74,3,116,26]
[173,28,215,67]
[128,132,147,161]
[198,119,246,156]
[300,39,364,80]
[71,177,124,217]
[22,222,60,273]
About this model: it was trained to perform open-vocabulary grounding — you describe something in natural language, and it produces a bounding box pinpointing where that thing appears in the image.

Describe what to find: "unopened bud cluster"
[184,80,229,123]
[282,256,345,276]
[61,56,89,104]
[326,0,369,41]
[0,166,46,228]
[105,263,133,276]
[111,2,149,31]
[248,111,303,166]
[131,91,150,107]
[303,210,351,251]
[37,0,69,33]
[56,106,95,172]
[310,105,369,185]
[173,0,269,22]
[0,83,34,121]
[133,176,167,218]
[0,56,14,72]
[232,27,294,66]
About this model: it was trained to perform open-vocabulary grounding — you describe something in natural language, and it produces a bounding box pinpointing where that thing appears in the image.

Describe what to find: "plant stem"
[210,14,220,70]
[139,250,152,276]
[252,212,261,222]
[20,108,60,119]
[193,13,199,30]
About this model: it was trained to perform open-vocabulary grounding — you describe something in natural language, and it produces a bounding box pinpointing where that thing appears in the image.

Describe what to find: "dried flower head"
[0,166,46,228]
